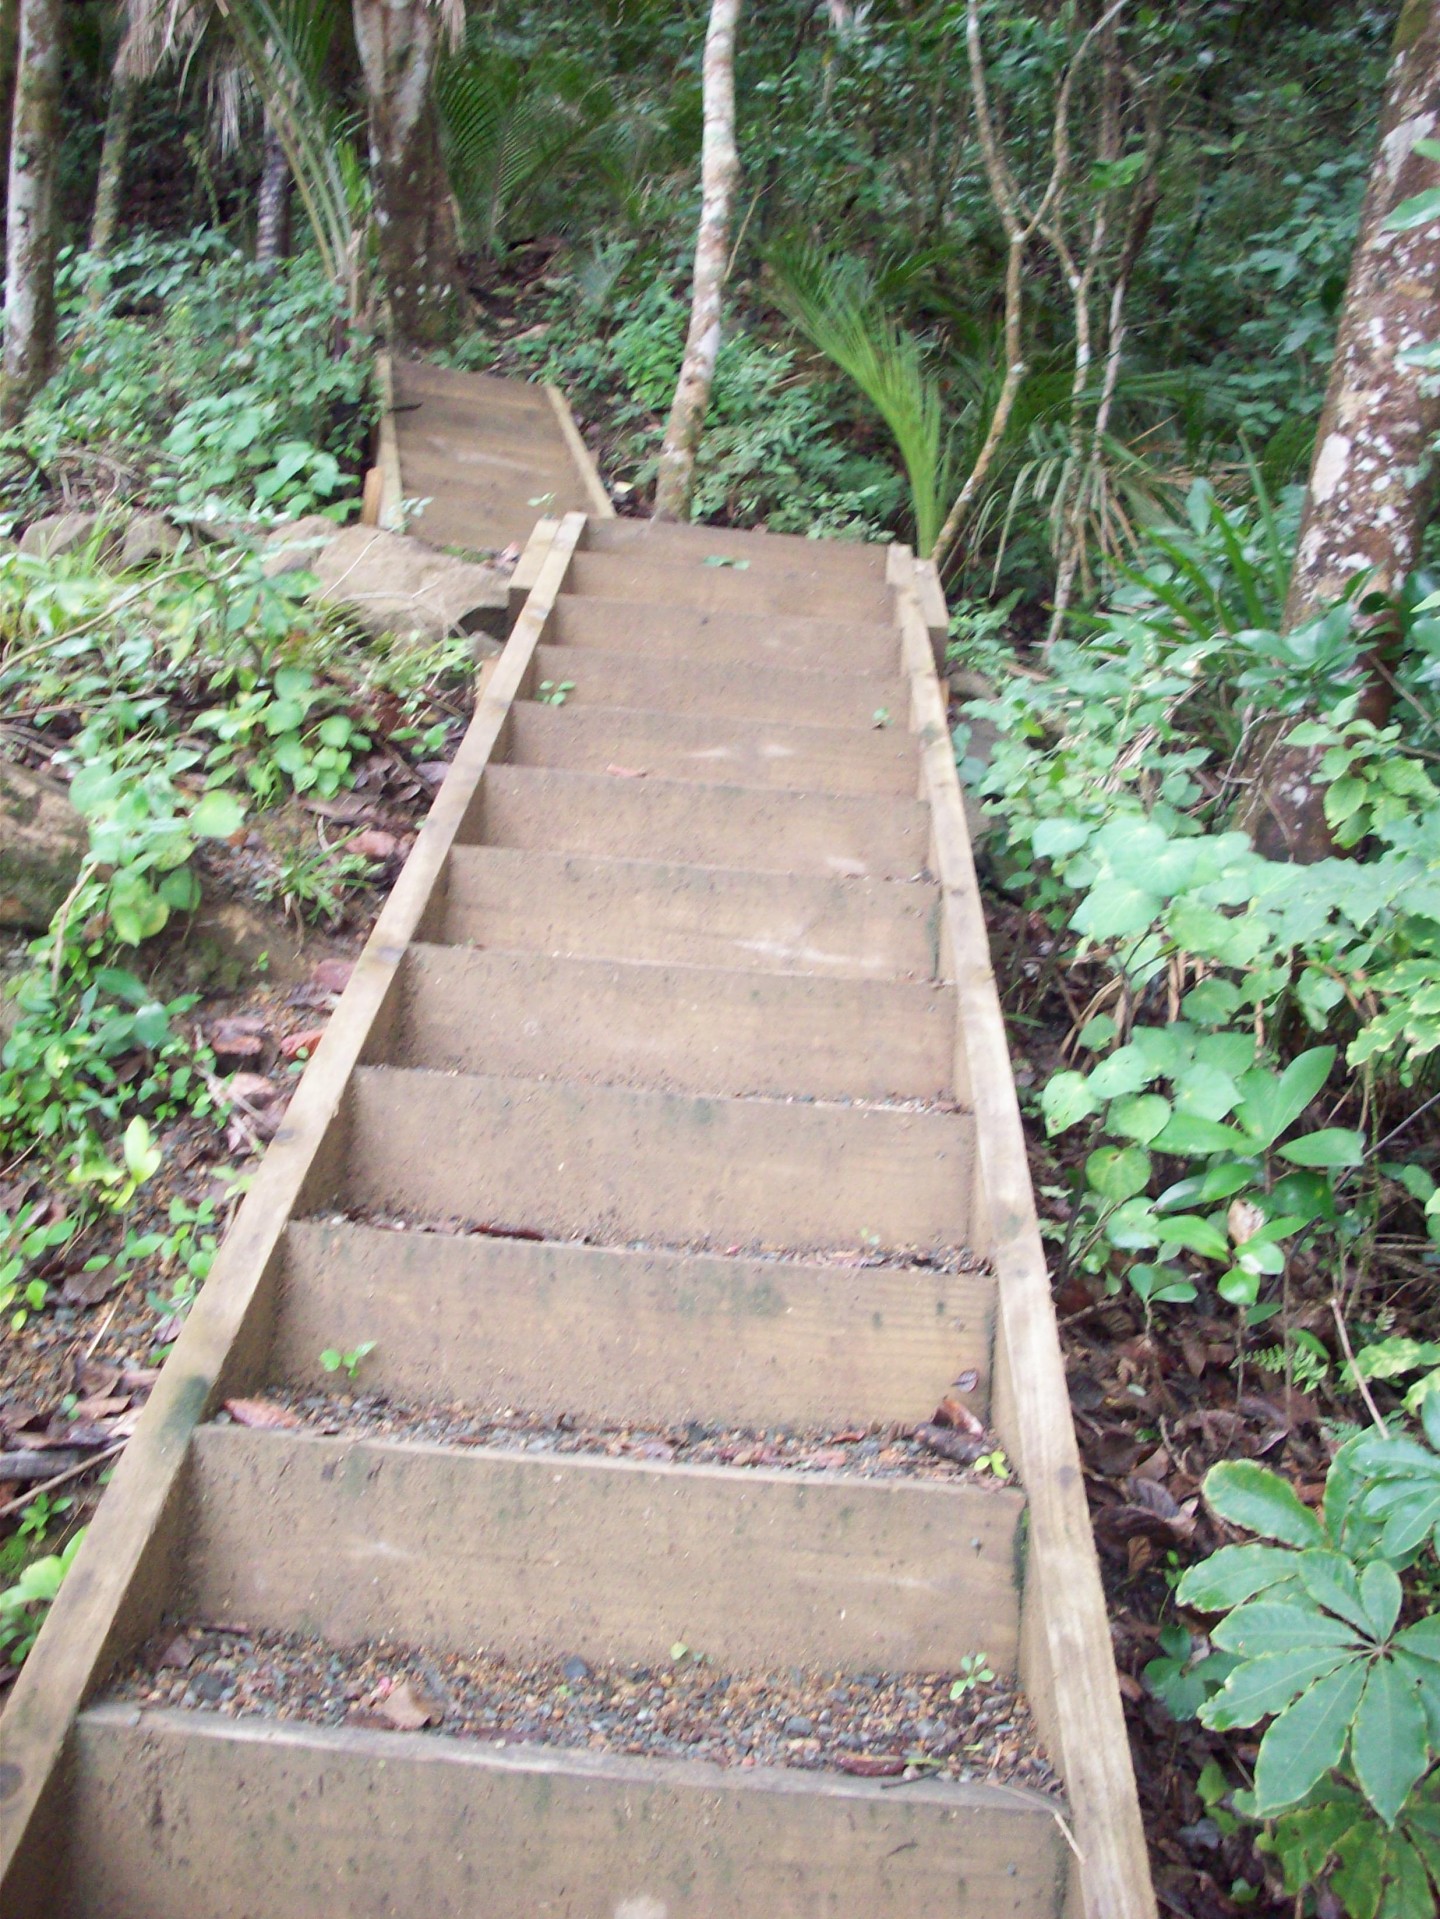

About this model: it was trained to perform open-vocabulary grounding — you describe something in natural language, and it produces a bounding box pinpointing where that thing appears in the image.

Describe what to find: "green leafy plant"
[0,1531,86,1666]
[319,1339,376,1382]
[950,1652,995,1700]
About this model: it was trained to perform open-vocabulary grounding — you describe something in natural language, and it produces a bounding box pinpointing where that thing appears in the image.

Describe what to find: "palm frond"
[769,247,950,554]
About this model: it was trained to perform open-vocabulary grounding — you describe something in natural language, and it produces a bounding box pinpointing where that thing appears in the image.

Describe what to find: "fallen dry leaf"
[931,1394,985,1437]
[62,1264,118,1307]
[834,1753,906,1777]
[375,1679,437,1731]
[312,958,354,994]
[158,1635,196,1670]
[916,1423,987,1466]
[223,1398,304,1430]
[227,1072,279,1110]
[1228,1197,1266,1244]
[279,1027,326,1061]
[351,828,399,860]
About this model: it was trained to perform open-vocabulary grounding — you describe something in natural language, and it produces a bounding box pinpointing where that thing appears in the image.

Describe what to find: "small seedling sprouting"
[949,1653,994,1701]
[320,1340,376,1382]
[973,1448,1011,1480]
[701,554,749,570]
[537,680,575,707]
[872,707,891,728]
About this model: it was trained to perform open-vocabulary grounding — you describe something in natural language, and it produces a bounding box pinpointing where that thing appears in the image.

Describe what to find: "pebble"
[111,1623,1059,1797]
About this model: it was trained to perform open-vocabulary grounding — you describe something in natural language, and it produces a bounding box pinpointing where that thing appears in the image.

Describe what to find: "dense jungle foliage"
[2,3,1439,1914]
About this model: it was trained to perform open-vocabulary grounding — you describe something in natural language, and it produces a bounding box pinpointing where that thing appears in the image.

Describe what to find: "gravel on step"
[112,1624,1061,1795]
[220,1388,1012,1483]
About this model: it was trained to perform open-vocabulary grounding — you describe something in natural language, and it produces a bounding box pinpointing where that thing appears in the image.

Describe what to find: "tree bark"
[88,73,136,264]
[1,0,63,425]
[352,0,463,350]
[255,115,291,274]
[1237,0,1440,862]
[653,0,742,523]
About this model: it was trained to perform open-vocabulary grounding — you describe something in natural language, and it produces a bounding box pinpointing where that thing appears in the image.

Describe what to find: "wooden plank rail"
[0,371,1155,1919]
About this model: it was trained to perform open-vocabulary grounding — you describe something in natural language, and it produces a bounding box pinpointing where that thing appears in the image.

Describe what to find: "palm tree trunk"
[256,115,291,273]
[89,74,136,263]
[352,0,462,350]
[1,0,63,425]
[1235,0,1440,862]
[653,0,742,523]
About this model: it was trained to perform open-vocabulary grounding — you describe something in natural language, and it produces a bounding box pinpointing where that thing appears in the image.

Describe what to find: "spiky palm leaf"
[769,248,951,554]
[438,51,616,257]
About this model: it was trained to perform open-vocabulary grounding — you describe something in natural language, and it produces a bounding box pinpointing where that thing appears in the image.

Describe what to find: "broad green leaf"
[1152,1112,1250,1156]
[1156,1161,1255,1209]
[1155,1212,1231,1260]
[1072,877,1160,940]
[1108,1093,1171,1144]
[1378,1484,1440,1559]
[190,789,247,839]
[1277,1128,1365,1169]
[1104,1197,1161,1250]
[1351,1660,1429,1827]
[1386,185,1440,231]
[1176,1542,1301,1611]
[1236,1046,1335,1148]
[1086,1145,1151,1203]
[1358,1560,1403,1641]
[1205,1460,1328,1547]
[1041,1071,1096,1134]
[1032,818,1090,860]
[1252,1661,1367,1816]
[1297,1550,1375,1638]
[1201,1648,1353,1730]
[1086,1046,1153,1100]
[122,1117,162,1185]
[1396,1617,1440,1667]
[1214,1599,1363,1657]
[1172,1062,1241,1121]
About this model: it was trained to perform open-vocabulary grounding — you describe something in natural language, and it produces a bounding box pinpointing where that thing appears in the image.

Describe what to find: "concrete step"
[70,1707,1068,1919]
[565,550,894,623]
[472,766,931,880]
[391,945,953,1098]
[273,1219,994,1427]
[585,513,889,583]
[182,1426,1024,1673]
[547,594,898,674]
[336,1066,978,1254]
[507,701,917,796]
[534,642,905,726]
[437,846,941,979]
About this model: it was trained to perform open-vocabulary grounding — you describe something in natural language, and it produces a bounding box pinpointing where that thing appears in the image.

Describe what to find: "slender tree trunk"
[653,0,742,523]
[0,0,18,163]
[1236,0,1440,862]
[255,116,291,275]
[352,0,462,350]
[1,0,62,425]
[88,74,136,263]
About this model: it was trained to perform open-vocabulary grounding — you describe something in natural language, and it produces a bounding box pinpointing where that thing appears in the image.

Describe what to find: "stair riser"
[392,946,954,1099]
[184,1428,1024,1673]
[337,1067,979,1254]
[437,848,942,980]
[535,643,904,727]
[547,596,898,674]
[507,703,916,797]
[565,550,895,622]
[468,766,931,881]
[70,1710,1067,1919]
[274,1221,994,1427]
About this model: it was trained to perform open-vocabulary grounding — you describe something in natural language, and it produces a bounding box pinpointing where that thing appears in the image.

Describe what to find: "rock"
[18,512,116,561]
[118,512,180,570]
[261,520,509,645]
[0,758,87,929]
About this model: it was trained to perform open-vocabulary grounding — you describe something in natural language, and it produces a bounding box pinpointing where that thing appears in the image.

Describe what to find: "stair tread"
[547,593,897,672]
[394,943,953,1096]
[509,701,916,794]
[339,1063,978,1252]
[183,1424,1023,1671]
[70,1706,1068,1919]
[274,1218,992,1427]
[439,844,941,978]
[473,763,931,878]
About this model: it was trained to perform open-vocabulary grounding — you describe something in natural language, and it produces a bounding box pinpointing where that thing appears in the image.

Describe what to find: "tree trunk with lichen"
[352,0,462,350]
[87,69,136,302]
[255,116,291,275]
[1,0,63,425]
[1237,0,1440,862]
[653,0,742,522]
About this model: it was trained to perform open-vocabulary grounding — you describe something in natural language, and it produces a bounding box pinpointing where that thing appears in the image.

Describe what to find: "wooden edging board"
[370,351,406,532]
[887,544,1156,1919]
[543,383,615,520]
[0,514,589,1915]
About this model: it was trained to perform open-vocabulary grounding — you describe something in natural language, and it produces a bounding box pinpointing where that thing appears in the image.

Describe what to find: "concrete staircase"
[0,508,1153,1917]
